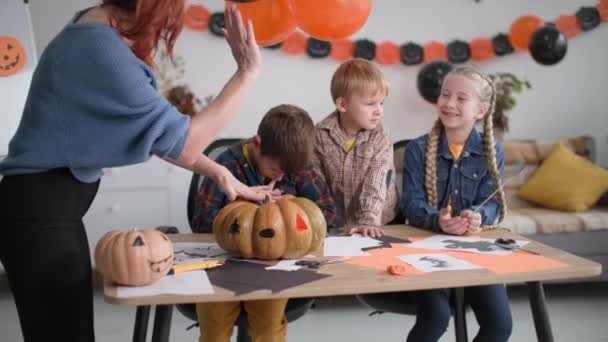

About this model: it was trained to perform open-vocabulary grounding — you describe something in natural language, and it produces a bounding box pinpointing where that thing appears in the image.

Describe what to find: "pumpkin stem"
[263,194,271,205]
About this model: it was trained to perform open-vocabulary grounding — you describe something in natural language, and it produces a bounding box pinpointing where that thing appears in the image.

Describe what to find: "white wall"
[29,0,608,166]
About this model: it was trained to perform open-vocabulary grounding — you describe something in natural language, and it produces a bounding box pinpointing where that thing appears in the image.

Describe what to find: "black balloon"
[354,39,376,61]
[492,33,514,56]
[417,61,453,103]
[401,42,423,65]
[447,40,471,63]
[209,12,225,37]
[576,7,601,31]
[529,24,568,66]
[306,38,331,58]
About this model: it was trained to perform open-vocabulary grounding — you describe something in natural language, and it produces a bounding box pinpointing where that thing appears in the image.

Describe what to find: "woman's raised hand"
[223,4,261,75]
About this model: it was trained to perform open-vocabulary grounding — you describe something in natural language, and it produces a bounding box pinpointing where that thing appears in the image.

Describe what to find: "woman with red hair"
[0,1,269,341]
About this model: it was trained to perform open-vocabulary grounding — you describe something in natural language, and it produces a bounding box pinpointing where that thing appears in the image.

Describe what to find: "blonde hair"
[424,65,507,223]
[330,58,389,102]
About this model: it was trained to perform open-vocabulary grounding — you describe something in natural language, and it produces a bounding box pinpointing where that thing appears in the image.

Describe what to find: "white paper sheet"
[323,234,382,256]
[173,242,230,264]
[407,235,530,256]
[115,271,214,297]
[265,260,302,272]
[398,253,483,272]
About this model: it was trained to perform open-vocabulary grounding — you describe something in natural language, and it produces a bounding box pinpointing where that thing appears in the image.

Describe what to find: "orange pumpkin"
[213,196,327,260]
[94,229,174,286]
[0,36,27,77]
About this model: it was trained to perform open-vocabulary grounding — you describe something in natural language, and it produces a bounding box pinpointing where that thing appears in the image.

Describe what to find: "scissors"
[494,238,540,255]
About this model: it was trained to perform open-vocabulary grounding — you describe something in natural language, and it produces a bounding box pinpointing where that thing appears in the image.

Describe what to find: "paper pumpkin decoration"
[529,24,568,66]
[400,42,424,65]
[184,5,210,31]
[470,38,495,61]
[330,39,354,61]
[226,0,296,46]
[281,31,307,55]
[423,41,448,63]
[576,6,601,31]
[291,0,372,41]
[213,196,327,260]
[417,61,453,104]
[509,15,544,50]
[209,12,225,37]
[555,15,581,39]
[94,229,174,286]
[0,36,27,77]
[353,39,376,60]
[492,33,514,56]
[598,0,608,22]
[375,41,400,65]
[306,38,331,58]
[447,40,471,63]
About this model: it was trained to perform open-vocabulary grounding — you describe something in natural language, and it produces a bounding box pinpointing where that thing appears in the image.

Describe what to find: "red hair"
[102,0,185,67]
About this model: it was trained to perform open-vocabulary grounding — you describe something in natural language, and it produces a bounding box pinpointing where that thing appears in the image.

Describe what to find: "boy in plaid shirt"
[192,104,339,342]
[313,58,399,238]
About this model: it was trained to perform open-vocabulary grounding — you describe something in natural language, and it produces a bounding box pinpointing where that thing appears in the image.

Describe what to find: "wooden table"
[103,225,602,342]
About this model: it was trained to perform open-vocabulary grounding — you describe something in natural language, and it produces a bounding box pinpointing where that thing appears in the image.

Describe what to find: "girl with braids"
[402,65,512,342]
[0,1,269,341]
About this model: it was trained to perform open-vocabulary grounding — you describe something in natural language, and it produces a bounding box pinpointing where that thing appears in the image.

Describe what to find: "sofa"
[500,136,608,281]
[393,135,608,282]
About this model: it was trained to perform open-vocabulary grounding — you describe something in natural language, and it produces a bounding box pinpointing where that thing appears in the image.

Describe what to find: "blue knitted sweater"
[0,16,189,183]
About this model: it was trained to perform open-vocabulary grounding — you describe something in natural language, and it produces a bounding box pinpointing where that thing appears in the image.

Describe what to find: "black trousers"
[0,169,100,342]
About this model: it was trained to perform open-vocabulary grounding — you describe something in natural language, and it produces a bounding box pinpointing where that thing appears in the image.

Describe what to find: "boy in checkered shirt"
[313,58,399,237]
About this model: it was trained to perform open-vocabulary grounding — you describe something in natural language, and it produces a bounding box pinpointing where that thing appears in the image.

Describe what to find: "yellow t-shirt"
[447,143,464,209]
[343,138,356,152]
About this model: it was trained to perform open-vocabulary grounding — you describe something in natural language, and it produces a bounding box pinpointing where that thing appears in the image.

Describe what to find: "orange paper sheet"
[348,240,569,275]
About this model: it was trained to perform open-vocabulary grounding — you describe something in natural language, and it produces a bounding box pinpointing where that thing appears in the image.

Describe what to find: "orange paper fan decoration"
[470,38,495,62]
[375,41,400,65]
[281,31,307,55]
[184,5,210,31]
[555,15,581,39]
[330,39,354,61]
[423,41,448,63]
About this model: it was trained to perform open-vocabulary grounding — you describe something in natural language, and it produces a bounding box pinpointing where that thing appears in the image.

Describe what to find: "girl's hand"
[460,210,482,234]
[223,5,261,75]
[438,206,468,235]
[348,225,385,238]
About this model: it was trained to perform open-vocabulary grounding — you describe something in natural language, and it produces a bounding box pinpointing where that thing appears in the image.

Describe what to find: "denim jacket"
[401,129,504,232]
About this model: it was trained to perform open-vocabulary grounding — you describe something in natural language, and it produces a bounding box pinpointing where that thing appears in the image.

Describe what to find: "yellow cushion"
[517,143,608,212]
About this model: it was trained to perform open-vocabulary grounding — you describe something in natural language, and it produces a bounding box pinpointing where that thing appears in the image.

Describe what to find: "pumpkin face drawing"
[94,229,174,286]
[0,36,27,77]
[213,196,327,260]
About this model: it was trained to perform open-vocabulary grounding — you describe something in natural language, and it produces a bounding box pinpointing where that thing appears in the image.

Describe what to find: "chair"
[175,138,315,342]
[355,139,469,342]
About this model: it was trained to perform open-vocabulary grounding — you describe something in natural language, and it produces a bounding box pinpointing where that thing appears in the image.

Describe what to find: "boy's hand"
[460,210,482,234]
[438,205,468,236]
[348,225,385,238]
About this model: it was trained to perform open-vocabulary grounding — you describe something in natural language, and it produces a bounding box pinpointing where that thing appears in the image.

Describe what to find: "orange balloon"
[0,36,27,77]
[509,15,544,50]
[291,0,372,41]
[226,0,296,46]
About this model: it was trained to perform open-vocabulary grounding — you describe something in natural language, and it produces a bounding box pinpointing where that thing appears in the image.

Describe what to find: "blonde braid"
[478,73,508,223]
[424,120,442,208]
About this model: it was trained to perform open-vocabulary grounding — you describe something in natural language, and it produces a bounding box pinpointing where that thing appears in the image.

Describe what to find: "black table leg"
[453,287,468,342]
[151,304,174,342]
[133,305,151,342]
[527,281,554,342]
